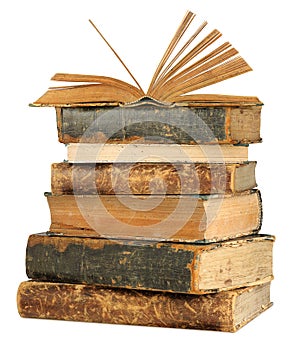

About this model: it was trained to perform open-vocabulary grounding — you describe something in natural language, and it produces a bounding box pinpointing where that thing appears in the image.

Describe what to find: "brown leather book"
[26,233,274,294]
[17,281,272,332]
[51,161,257,195]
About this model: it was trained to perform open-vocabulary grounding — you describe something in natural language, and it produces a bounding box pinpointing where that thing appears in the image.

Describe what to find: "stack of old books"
[17,11,274,332]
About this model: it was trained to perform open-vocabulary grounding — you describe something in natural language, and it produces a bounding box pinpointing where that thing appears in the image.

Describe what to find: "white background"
[1,0,299,343]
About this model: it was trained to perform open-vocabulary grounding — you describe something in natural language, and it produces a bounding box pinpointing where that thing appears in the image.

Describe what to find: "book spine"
[25,233,273,294]
[51,162,242,195]
[17,281,271,332]
[66,143,249,163]
[26,233,197,293]
[46,190,262,242]
[56,105,261,144]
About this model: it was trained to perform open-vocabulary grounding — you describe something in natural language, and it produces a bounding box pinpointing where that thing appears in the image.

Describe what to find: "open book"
[33,11,253,106]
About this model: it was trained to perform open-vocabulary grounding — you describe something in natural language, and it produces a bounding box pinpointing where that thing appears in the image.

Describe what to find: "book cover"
[26,233,274,294]
[51,161,257,195]
[17,281,272,332]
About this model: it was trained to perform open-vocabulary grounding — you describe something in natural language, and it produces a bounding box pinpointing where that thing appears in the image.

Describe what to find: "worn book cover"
[17,281,272,332]
[54,100,261,144]
[51,161,257,195]
[26,233,274,294]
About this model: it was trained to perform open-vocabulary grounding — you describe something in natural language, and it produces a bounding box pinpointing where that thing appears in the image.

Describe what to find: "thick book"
[54,99,261,144]
[66,143,249,163]
[47,189,262,242]
[17,281,272,332]
[51,161,257,195]
[26,233,274,294]
[31,11,256,106]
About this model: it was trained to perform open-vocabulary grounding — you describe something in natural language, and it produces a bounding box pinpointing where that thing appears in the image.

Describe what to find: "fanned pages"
[150,20,208,90]
[32,10,253,106]
[147,11,196,93]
